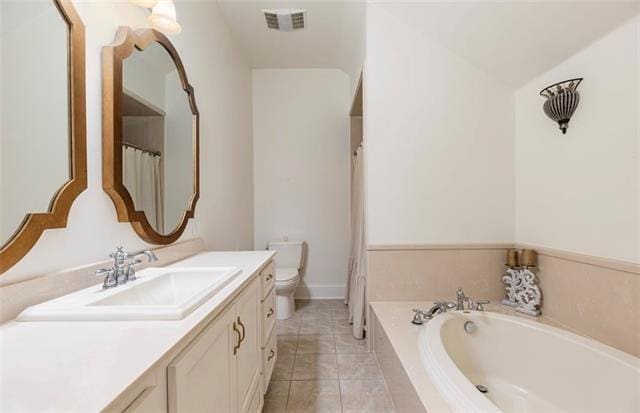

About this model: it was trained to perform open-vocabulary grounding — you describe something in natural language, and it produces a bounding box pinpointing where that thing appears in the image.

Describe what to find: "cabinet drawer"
[262,287,276,343]
[260,261,275,299]
[246,377,263,413]
[262,328,277,393]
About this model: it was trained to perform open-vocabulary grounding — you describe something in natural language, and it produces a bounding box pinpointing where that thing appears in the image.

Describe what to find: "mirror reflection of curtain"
[123,146,164,233]
[346,146,366,339]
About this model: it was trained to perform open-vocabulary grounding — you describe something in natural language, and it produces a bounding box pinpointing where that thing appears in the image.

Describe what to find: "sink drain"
[476,384,488,394]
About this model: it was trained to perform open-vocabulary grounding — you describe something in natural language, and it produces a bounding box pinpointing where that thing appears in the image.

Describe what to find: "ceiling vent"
[263,9,305,31]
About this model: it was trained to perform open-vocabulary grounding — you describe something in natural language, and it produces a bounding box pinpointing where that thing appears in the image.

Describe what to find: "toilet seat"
[276,267,298,282]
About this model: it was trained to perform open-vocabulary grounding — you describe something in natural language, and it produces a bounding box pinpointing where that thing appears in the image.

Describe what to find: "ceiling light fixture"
[148,0,182,35]
[539,78,583,134]
[129,0,158,8]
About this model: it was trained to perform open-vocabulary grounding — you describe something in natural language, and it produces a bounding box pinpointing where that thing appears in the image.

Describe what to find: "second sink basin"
[17,266,242,321]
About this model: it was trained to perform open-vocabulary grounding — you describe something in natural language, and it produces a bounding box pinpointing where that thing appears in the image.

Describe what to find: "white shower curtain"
[346,146,366,339]
[123,146,164,233]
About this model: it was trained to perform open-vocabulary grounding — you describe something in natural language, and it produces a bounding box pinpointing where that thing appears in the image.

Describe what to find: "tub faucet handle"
[412,309,426,325]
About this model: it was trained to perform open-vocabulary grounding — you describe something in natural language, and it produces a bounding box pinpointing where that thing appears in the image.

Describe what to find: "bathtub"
[419,311,640,412]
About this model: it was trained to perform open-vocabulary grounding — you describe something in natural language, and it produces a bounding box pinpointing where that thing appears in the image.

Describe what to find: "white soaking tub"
[419,311,640,412]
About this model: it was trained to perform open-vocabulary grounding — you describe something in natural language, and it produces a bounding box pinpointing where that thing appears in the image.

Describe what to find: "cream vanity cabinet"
[259,261,277,392]
[110,271,267,413]
[169,277,261,413]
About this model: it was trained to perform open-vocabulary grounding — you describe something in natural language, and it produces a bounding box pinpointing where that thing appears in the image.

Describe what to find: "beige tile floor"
[263,299,395,413]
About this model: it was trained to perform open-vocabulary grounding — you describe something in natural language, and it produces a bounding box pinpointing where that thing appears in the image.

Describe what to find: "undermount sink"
[17,266,242,321]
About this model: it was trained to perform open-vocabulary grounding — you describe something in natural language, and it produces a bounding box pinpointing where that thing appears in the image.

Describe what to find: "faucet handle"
[411,309,425,325]
[475,300,490,311]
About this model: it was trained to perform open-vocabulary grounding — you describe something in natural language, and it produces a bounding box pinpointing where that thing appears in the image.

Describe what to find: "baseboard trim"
[295,284,345,299]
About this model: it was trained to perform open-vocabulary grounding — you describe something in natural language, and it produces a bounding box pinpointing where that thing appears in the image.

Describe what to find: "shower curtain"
[123,146,164,233]
[346,146,366,339]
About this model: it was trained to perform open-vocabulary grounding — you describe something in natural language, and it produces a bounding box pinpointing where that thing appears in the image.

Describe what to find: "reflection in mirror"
[0,1,70,243]
[122,42,195,235]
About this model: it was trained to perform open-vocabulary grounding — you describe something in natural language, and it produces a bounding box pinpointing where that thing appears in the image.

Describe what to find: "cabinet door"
[235,278,262,412]
[168,307,236,413]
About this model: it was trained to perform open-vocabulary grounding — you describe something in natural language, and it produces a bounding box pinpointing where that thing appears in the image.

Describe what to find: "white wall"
[515,16,640,263]
[365,4,515,246]
[1,1,254,285]
[253,69,350,298]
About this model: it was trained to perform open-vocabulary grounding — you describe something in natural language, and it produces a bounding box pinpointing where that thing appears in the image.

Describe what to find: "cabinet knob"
[267,349,275,361]
[267,308,274,318]
[265,273,273,281]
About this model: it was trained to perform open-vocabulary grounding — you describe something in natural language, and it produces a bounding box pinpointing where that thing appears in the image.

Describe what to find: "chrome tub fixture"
[411,288,489,324]
[539,78,583,134]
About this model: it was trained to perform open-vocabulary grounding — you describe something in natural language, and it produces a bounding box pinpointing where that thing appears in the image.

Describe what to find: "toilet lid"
[276,267,298,282]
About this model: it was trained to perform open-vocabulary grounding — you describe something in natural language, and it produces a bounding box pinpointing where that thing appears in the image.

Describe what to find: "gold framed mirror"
[102,27,199,244]
[0,0,87,274]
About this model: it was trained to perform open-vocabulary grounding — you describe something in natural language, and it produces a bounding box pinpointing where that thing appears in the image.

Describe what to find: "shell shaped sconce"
[539,78,583,134]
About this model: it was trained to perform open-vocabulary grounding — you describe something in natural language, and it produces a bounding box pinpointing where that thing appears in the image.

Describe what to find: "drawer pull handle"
[232,322,241,355]
[265,273,273,281]
[267,308,274,318]
[268,349,275,361]
[237,316,246,344]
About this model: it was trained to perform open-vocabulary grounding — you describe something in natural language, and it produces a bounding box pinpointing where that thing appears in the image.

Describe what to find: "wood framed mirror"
[102,27,199,245]
[0,0,87,274]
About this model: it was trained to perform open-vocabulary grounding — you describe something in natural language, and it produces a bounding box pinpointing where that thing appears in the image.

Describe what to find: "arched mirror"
[102,28,199,244]
[0,0,87,273]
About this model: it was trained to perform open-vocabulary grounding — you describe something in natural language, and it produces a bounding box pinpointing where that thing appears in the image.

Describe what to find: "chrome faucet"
[456,287,490,311]
[411,288,490,324]
[456,287,472,310]
[412,302,456,324]
[96,247,158,289]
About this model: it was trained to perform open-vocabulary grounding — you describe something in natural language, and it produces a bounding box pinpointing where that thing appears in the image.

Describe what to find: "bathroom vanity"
[0,251,277,412]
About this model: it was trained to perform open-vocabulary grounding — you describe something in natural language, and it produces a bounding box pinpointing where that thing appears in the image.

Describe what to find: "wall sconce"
[539,78,583,134]
[130,0,158,8]
[130,0,182,35]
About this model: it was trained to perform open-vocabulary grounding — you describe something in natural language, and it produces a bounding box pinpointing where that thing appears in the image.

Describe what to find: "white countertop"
[0,251,274,412]
[370,301,569,412]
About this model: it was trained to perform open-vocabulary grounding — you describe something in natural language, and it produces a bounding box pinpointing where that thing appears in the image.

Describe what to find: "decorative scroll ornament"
[514,268,542,316]
[539,78,583,134]
[502,267,542,316]
[501,267,521,308]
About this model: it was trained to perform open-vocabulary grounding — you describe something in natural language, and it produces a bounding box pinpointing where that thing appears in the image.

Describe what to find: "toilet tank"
[268,240,304,269]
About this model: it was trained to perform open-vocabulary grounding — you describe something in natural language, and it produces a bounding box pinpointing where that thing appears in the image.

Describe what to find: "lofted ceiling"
[216,0,364,73]
[375,1,640,88]
[217,1,639,89]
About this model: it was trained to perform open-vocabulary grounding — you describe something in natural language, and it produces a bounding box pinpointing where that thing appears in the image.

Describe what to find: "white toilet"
[268,239,305,320]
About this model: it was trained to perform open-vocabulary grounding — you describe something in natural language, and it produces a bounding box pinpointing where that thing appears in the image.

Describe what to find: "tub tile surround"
[0,238,205,323]
[534,251,640,357]
[367,243,640,358]
[367,244,510,302]
[0,250,274,412]
[264,299,396,412]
